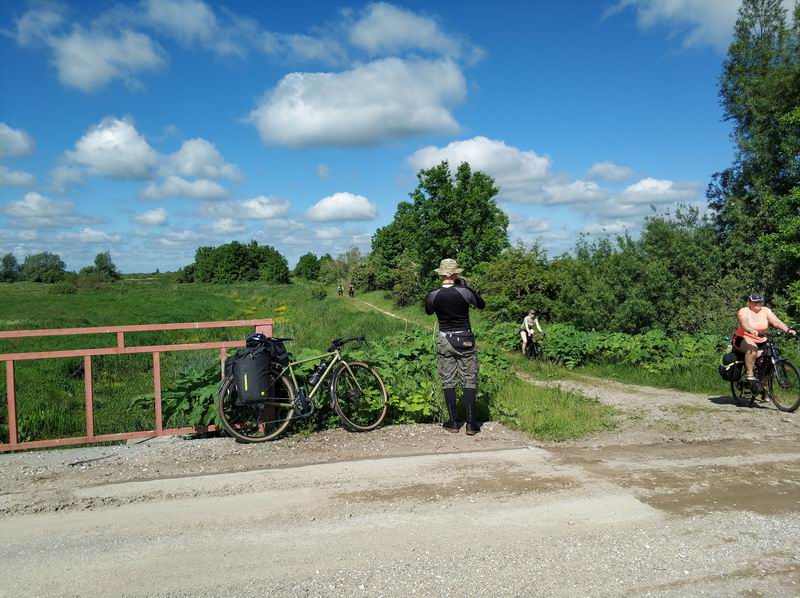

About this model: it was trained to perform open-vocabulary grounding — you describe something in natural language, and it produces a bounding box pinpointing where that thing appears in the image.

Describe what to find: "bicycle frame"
[274,348,364,407]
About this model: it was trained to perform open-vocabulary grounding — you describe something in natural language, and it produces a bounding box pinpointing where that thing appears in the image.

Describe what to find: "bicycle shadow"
[707,395,771,409]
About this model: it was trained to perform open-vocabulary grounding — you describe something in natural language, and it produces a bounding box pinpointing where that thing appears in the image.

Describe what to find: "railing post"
[116,332,125,349]
[219,347,227,380]
[153,352,163,434]
[84,356,94,439]
[5,361,17,446]
[255,323,272,336]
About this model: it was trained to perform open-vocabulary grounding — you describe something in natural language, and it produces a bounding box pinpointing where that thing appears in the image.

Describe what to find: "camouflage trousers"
[436,334,479,389]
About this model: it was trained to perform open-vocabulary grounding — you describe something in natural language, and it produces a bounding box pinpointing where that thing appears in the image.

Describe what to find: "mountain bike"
[524,332,543,360]
[730,332,800,412]
[216,336,388,442]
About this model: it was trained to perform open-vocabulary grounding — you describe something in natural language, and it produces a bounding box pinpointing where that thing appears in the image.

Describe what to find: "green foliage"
[709,0,800,298]
[370,160,509,304]
[20,252,67,283]
[294,252,320,280]
[309,284,327,301]
[131,363,220,428]
[1,253,19,282]
[49,280,78,295]
[190,240,290,284]
[79,252,121,282]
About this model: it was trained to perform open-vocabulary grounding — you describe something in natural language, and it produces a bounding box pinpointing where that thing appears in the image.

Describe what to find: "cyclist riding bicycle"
[337,285,344,297]
[520,309,543,355]
[348,285,355,298]
[733,293,796,381]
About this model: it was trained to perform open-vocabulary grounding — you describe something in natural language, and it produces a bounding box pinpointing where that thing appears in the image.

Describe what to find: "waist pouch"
[443,331,475,351]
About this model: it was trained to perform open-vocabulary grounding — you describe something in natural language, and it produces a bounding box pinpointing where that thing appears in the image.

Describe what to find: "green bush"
[309,284,327,301]
[50,281,78,295]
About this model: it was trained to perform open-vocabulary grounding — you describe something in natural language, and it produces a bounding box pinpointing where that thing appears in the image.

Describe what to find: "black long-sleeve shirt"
[425,284,485,332]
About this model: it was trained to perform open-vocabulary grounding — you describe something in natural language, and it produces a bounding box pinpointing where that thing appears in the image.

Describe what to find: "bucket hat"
[434,258,463,276]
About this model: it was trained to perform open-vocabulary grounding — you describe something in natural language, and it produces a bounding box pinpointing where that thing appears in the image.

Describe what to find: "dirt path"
[353,298,419,326]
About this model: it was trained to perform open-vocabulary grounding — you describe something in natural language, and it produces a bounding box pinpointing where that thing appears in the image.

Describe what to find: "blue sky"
[0,0,786,272]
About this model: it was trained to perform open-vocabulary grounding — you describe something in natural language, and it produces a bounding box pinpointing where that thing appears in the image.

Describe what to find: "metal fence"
[0,319,272,452]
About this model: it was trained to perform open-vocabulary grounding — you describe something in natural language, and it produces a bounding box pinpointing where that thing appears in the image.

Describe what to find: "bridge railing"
[0,319,272,452]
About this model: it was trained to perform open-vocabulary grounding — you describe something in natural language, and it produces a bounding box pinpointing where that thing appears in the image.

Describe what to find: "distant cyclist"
[520,309,543,355]
[733,293,795,381]
[348,284,355,298]
[337,284,344,297]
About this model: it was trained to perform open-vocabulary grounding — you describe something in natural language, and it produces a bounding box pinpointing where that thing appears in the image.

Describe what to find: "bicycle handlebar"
[327,335,367,352]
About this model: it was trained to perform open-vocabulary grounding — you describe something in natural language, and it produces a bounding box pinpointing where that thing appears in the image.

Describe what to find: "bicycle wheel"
[216,372,295,442]
[769,360,800,412]
[331,361,388,432]
[730,376,753,408]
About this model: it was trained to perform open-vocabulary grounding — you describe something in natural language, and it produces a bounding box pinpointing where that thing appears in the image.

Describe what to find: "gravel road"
[3,377,800,597]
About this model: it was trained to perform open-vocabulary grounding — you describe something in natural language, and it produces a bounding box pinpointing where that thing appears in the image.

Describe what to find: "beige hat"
[434,258,463,276]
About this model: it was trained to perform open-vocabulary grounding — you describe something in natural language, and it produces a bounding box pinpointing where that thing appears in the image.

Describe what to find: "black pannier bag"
[270,339,290,368]
[719,351,742,382]
[231,345,272,405]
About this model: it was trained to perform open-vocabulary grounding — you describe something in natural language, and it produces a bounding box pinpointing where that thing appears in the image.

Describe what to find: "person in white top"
[520,309,543,355]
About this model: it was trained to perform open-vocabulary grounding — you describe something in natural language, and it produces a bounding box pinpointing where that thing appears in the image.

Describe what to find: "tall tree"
[294,252,320,280]
[0,253,19,282]
[20,252,67,283]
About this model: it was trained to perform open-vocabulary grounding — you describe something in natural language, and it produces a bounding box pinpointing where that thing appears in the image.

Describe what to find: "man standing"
[425,258,485,435]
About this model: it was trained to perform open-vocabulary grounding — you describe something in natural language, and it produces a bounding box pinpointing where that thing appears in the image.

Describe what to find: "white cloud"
[408,136,552,202]
[0,123,35,158]
[71,227,122,244]
[144,0,218,44]
[208,218,245,234]
[165,138,241,180]
[621,177,701,204]
[349,2,461,57]
[50,165,84,193]
[240,196,290,219]
[307,192,378,222]
[2,191,94,228]
[68,117,159,179]
[508,213,552,235]
[142,175,228,200]
[248,58,465,147]
[315,226,343,240]
[542,180,606,205]
[317,163,331,180]
[609,0,795,51]
[260,32,348,65]
[586,161,635,181]
[50,29,163,92]
[13,6,64,47]
[157,230,198,247]
[0,166,35,187]
[133,207,168,226]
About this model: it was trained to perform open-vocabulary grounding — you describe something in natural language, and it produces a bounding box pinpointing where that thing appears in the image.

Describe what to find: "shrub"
[310,284,327,301]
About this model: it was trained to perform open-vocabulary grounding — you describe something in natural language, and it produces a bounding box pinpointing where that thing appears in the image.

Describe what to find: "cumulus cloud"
[542,180,606,205]
[315,226,343,240]
[260,32,348,65]
[248,58,465,147]
[0,123,35,158]
[68,227,122,243]
[408,137,552,202]
[307,192,378,222]
[0,166,35,187]
[586,161,635,181]
[349,2,461,56]
[208,218,246,234]
[133,207,168,225]
[1,191,95,228]
[200,196,289,220]
[164,138,241,180]
[50,29,163,92]
[142,175,228,200]
[582,221,632,235]
[621,177,701,204]
[608,0,795,51]
[68,117,159,179]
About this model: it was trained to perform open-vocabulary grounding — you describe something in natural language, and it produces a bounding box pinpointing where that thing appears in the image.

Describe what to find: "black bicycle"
[216,336,388,442]
[730,332,800,412]
[524,332,543,360]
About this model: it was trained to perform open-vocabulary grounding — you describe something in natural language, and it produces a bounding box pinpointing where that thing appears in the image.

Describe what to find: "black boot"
[463,387,480,435]
[442,388,460,432]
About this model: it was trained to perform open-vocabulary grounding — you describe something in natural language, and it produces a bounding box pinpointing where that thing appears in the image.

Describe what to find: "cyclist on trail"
[520,309,543,355]
[348,284,355,298]
[733,293,796,381]
[425,258,485,435]
[337,284,344,297]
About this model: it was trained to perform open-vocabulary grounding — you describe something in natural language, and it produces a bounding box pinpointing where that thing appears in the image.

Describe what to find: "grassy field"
[0,279,618,445]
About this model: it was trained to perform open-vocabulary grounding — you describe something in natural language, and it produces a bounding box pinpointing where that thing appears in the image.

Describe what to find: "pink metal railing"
[0,319,272,452]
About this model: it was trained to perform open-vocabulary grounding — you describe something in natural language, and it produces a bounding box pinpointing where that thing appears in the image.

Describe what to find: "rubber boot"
[464,387,480,435]
[442,388,460,432]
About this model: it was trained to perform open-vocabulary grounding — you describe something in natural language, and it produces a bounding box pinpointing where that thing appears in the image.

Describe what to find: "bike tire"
[730,376,754,408]
[769,360,800,413]
[216,373,295,442]
[331,361,388,432]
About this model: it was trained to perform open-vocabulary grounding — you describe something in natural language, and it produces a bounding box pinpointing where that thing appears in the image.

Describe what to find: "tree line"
[1,251,120,286]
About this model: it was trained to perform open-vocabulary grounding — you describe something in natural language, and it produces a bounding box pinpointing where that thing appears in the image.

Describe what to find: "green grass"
[492,378,617,441]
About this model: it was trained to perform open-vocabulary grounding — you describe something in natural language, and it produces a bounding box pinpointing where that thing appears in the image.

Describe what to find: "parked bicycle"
[216,335,388,442]
[729,332,800,412]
